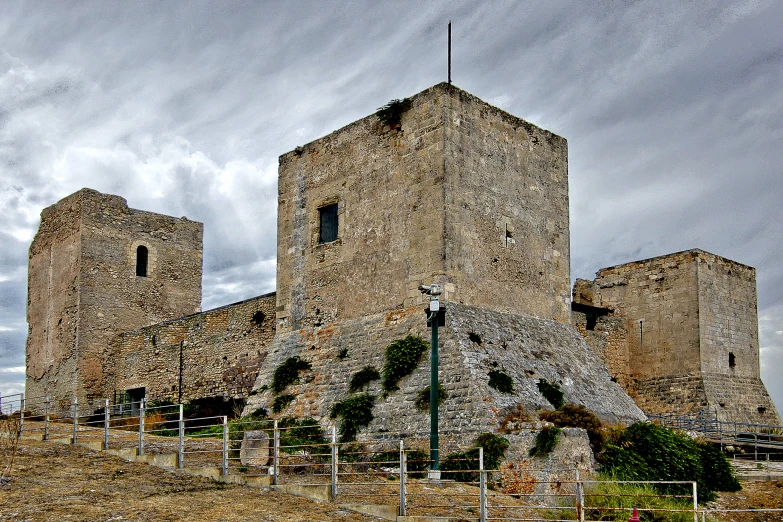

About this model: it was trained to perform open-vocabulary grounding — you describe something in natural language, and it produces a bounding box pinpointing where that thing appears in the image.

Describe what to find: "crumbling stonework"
[25,189,203,407]
[107,293,275,403]
[243,302,644,446]
[573,249,781,424]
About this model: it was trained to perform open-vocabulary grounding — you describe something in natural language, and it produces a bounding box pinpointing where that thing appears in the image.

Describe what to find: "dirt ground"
[0,439,376,522]
[2,438,783,521]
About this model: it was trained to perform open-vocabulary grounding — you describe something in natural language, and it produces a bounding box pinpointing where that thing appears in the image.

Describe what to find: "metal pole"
[447,21,452,85]
[479,447,486,522]
[178,404,184,469]
[430,310,439,472]
[72,398,78,444]
[399,440,407,517]
[222,415,228,476]
[138,398,145,456]
[103,398,110,450]
[19,393,24,434]
[44,396,50,441]
[331,426,338,501]
[692,482,698,522]
[272,420,279,485]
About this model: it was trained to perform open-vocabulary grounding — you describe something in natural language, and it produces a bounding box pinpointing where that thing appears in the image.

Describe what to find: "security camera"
[419,284,442,296]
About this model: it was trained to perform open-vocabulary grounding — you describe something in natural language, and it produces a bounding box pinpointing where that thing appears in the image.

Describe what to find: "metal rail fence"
[648,409,783,454]
[5,393,783,520]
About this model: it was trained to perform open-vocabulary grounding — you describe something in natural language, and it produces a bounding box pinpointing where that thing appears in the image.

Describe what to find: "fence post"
[399,440,407,517]
[178,404,184,469]
[754,432,758,461]
[19,393,24,434]
[44,396,50,441]
[692,481,698,522]
[272,419,279,485]
[222,416,228,476]
[72,398,78,444]
[138,398,145,456]
[479,447,487,522]
[103,398,110,450]
[331,426,338,501]
[719,417,723,450]
[576,469,585,522]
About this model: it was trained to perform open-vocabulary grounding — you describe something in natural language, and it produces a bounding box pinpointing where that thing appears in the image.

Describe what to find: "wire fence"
[4,393,783,520]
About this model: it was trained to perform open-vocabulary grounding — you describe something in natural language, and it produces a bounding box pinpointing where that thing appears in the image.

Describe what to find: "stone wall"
[244,303,644,447]
[275,83,571,336]
[108,293,276,403]
[571,311,630,390]
[25,188,203,408]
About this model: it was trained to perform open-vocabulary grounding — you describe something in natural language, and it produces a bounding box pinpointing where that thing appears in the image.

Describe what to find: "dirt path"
[1,439,376,522]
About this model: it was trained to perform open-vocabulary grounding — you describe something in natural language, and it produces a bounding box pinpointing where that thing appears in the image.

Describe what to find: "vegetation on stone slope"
[381,335,428,393]
[271,356,312,394]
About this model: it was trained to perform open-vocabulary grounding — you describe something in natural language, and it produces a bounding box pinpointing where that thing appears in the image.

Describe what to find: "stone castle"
[25,83,780,433]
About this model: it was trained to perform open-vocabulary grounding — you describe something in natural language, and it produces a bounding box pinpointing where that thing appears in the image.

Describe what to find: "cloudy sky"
[1,1,781,410]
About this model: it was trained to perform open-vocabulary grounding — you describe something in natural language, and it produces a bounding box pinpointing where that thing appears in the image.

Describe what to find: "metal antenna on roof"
[448,21,452,84]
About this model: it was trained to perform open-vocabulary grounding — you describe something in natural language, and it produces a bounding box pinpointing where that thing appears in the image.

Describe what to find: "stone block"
[240,430,270,466]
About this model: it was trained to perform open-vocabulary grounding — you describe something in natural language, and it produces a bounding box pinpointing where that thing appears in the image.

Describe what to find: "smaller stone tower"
[25,189,203,408]
[573,249,781,424]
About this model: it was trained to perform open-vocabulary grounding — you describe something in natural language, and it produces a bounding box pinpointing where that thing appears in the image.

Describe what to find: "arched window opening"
[729,352,736,369]
[136,245,148,277]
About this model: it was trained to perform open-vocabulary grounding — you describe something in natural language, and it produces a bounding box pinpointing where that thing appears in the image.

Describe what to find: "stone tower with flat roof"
[247,83,644,434]
[573,249,781,424]
[25,188,203,408]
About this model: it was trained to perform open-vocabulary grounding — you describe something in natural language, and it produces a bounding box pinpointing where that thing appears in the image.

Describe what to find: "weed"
[271,356,312,394]
[382,335,428,393]
[349,366,380,393]
[488,369,514,394]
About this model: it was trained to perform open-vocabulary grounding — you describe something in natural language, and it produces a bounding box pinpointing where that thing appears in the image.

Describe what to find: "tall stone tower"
[25,189,203,408]
[274,82,571,333]
[246,83,643,433]
[573,249,781,424]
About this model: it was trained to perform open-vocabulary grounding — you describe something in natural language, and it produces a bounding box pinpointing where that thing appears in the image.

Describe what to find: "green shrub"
[529,426,562,457]
[376,97,412,127]
[414,382,448,411]
[330,394,376,442]
[271,394,295,414]
[540,404,604,454]
[601,422,740,502]
[537,379,565,408]
[349,366,380,393]
[277,416,328,454]
[382,336,429,393]
[441,433,510,482]
[271,356,312,394]
[488,369,514,394]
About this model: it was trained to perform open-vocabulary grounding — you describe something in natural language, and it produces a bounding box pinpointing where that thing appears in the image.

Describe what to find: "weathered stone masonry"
[573,249,781,424]
[26,189,202,409]
[108,293,275,404]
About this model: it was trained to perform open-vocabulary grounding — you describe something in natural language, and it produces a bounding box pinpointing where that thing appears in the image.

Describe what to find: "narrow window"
[319,203,339,243]
[729,352,736,369]
[136,245,148,277]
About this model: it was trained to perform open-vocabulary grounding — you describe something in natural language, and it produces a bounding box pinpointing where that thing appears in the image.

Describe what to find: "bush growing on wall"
[488,369,514,394]
[330,393,376,442]
[539,404,604,454]
[381,336,428,393]
[536,379,565,409]
[271,356,312,394]
[349,366,380,393]
[376,97,412,127]
[529,426,562,457]
[441,433,510,482]
[414,382,448,411]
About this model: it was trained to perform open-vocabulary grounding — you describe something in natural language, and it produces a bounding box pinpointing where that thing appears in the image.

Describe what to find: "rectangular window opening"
[319,203,339,243]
